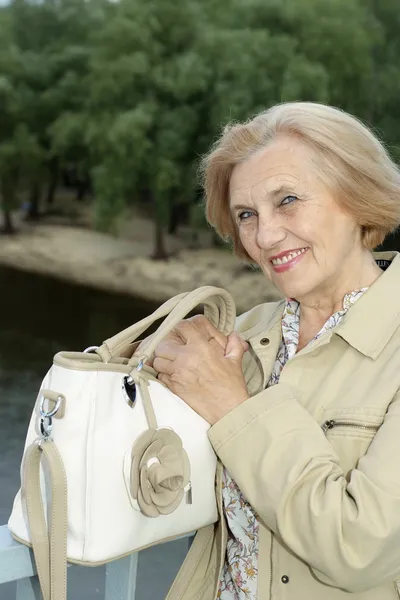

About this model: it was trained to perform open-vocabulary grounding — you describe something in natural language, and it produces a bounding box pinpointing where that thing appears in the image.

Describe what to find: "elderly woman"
[151,102,400,600]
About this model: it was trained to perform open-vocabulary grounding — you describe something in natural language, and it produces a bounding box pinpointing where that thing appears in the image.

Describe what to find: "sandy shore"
[0,215,282,314]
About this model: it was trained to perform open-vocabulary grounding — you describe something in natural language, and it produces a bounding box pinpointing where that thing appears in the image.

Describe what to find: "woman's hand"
[134,314,228,366]
[152,315,250,425]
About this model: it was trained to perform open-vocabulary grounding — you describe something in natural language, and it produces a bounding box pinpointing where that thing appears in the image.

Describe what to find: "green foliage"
[0,0,400,245]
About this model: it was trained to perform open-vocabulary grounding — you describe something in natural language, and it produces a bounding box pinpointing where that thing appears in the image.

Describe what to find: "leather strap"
[132,373,158,430]
[97,286,236,363]
[23,441,67,600]
[130,286,236,366]
[97,292,188,362]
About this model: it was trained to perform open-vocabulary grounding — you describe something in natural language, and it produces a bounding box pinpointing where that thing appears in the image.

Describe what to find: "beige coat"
[166,250,400,600]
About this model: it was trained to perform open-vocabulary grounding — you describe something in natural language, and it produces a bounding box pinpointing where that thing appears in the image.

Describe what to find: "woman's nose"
[256,218,286,250]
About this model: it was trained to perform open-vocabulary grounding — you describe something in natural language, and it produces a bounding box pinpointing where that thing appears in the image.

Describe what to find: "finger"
[231,332,249,352]
[240,337,249,352]
[153,356,174,376]
[188,315,227,349]
[208,337,226,354]
[165,330,186,345]
[153,338,184,361]
[172,319,204,344]
[225,332,248,363]
[174,317,227,348]
[157,372,173,391]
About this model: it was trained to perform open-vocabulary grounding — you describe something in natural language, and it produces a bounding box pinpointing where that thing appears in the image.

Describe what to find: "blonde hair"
[200,102,400,260]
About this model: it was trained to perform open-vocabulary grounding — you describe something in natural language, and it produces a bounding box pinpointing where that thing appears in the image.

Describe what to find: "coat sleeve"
[208,384,400,593]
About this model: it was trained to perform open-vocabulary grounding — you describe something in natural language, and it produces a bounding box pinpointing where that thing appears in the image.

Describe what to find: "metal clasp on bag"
[83,346,99,353]
[38,395,62,446]
[122,359,147,408]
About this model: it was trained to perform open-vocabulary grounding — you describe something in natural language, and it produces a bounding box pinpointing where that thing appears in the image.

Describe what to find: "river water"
[0,267,188,600]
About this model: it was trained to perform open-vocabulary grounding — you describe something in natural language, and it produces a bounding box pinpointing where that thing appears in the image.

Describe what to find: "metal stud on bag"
[122,375,137,408]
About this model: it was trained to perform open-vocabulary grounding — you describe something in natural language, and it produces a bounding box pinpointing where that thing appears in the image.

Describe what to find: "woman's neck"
[297,253,382,349]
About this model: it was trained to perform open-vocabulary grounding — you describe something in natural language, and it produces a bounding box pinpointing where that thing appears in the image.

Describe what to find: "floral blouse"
[218,289,367,599]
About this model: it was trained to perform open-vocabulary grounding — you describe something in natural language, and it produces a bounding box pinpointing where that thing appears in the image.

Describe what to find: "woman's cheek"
[239,227,259,261]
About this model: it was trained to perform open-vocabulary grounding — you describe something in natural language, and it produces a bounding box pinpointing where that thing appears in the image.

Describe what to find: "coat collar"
[241,251,400,361]
[334,251,400,359]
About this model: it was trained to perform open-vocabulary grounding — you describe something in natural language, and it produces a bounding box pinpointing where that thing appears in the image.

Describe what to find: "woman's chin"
[271,277,310,301]
[260,264,314,301]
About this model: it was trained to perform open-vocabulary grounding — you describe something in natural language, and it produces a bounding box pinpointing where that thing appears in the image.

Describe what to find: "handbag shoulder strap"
[23,441,67,600]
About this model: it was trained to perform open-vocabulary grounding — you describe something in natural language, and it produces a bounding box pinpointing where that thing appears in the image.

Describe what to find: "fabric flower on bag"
[130,428,190,517]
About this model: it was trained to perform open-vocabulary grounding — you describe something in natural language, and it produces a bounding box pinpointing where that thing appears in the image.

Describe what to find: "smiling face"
[229,135,366,302]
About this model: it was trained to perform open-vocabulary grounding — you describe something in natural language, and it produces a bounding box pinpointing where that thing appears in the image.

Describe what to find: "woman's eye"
[238,210,255,221]
[280,195,297,206]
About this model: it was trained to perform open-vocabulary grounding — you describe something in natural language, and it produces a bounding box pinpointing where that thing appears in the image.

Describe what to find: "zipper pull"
[321,420,335,433]
[185,482,192,505]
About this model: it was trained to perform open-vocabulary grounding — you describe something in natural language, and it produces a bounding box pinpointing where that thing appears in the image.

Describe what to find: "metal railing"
[0,524,191,600]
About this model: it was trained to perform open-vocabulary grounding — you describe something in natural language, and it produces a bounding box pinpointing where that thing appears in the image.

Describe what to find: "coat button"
[281,575,289,584]
[260,337,270,346]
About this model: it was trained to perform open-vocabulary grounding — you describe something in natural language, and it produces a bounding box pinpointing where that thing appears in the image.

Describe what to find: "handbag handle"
[132,286,236,364]
[97,286,236,363]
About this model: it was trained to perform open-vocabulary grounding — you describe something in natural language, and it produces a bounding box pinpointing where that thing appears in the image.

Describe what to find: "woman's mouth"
[270,247,309,273]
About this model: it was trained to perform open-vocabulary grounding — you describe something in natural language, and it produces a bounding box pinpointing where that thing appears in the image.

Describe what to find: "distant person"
[141,102,400,599]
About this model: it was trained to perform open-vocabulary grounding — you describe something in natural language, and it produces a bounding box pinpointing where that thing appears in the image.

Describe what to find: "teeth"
[271,248,307,266]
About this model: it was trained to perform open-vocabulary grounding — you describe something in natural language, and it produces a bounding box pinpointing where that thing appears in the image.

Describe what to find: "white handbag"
[8,286,236,600]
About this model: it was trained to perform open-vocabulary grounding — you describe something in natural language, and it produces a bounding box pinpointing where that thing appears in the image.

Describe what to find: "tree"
[0,9,42,233]
[2,0,400,251]
[85,0,211,258]
[7,0,99,216]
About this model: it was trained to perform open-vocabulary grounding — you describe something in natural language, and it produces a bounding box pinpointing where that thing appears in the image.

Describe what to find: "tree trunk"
[46,159,59,206]
[152,220,169,261]
[76,179,89,202]
[2,208,15,234]
[168,204,180,235]
[188,229,200,249]
[26,183,41,220]
[144,187,169,261]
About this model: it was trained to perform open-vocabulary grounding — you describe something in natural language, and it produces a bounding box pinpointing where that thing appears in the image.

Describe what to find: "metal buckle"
[39,395,62,419]
[38,394,62,442]
[40,416,53,439]
[83,346,99,353]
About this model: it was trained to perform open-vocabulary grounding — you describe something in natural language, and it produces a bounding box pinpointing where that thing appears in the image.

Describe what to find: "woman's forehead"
[229,138,311,199]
